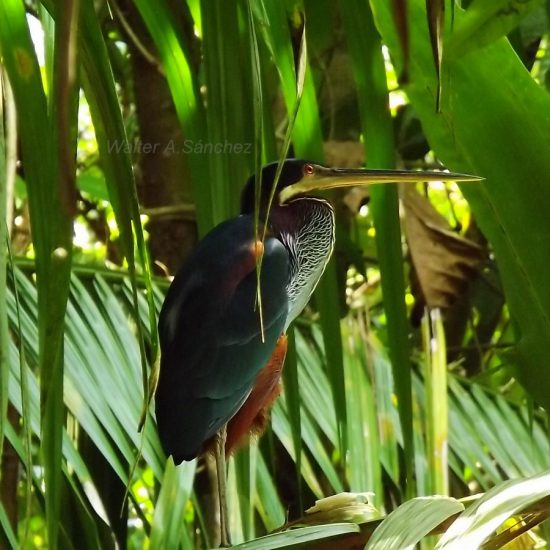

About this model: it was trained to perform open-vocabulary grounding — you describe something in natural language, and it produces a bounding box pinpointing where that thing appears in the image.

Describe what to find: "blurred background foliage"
[2,0,550,548]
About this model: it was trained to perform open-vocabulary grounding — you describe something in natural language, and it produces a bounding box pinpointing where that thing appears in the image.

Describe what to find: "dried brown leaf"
[401,185,485,309]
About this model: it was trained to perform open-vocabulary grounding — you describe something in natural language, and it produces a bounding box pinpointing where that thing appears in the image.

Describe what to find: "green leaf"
[0,59,8,467]
[149,459,196,549]
[341,0,414,496]
[231,523,359,549]
[271,398,324,498]
[343,318,383,500]
[436,470,550,548]
[370,0,550,413]
[422,309,449,495]
[234,445,257,541]
[0,503,17,549]
[0,0,77,545]
[76,166,108,201]
[447,0,544,59]
[200,0,253,223]
[255,451,285,531]
[366,496,464,549]
[282,329,303,509]
[77,0,158,431]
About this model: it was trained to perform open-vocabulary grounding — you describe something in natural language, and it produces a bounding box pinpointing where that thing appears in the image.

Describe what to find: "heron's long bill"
[279,164,482,203]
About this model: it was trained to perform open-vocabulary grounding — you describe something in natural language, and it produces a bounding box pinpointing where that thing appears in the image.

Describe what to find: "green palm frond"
[7,264,548,545]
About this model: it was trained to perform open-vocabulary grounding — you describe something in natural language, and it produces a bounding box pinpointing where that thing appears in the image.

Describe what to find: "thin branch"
[107,0,165,75]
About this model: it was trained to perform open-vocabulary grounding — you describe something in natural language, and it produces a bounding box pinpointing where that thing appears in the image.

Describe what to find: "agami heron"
[155,159,477,545]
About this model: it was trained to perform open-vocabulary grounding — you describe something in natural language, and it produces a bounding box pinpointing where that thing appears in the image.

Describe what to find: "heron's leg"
[215,425,231,547]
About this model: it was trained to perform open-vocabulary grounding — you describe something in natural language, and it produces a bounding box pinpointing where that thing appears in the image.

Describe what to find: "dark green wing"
[155,216,289,463]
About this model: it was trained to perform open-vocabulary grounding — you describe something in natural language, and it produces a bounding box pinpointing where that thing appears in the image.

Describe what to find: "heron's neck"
[269,198,335,329]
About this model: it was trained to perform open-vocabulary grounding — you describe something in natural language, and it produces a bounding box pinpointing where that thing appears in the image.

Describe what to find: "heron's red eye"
[304,164,314,175]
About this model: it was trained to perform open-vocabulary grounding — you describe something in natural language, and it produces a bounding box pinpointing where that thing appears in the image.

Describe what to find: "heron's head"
[240,159,316,215]
[240,158,481,215]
